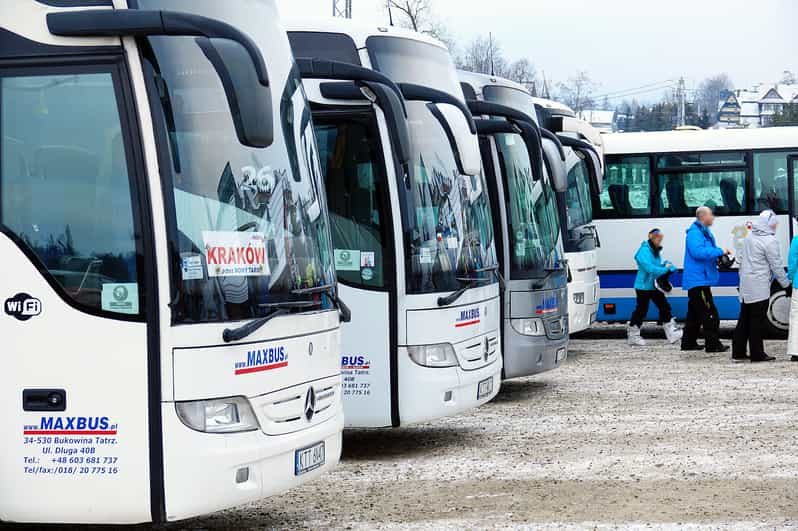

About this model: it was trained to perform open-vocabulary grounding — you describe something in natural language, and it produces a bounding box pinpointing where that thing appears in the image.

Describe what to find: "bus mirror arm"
[47,9,273,148]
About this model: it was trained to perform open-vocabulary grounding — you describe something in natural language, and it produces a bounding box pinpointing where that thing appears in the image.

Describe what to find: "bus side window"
[754,151,793,214]
[658,171,745,217]
[315,118,389,289]
[0,71,143,317]
[600,156,651,218]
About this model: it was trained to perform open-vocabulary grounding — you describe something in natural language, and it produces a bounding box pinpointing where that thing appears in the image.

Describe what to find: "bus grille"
[251,375,341,436]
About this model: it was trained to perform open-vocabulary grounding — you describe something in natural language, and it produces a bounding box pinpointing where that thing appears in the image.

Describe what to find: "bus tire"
[766,288,790,339]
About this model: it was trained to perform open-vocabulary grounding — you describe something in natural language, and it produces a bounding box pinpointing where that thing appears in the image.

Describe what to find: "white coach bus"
[1,0,344,524]
[597,128,798,334]
[287,21,502,427]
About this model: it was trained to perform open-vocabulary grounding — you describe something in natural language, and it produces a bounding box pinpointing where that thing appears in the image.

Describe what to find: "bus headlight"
[511,318,546,336]
[573,292,585,305]
[407,343,458,368]
[176,397,259,434]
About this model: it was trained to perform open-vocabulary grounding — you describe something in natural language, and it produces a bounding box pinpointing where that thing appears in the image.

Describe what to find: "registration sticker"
[180,254,204,281]
[101,283,139,315]
[334,249,361,272]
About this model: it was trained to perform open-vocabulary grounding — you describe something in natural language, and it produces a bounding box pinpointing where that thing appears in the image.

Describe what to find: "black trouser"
[683,286,722,348]
[630,289,673,327]
[732,300,768,360]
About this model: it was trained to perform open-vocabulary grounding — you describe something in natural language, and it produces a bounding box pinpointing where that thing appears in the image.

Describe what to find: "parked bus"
[598,128,798,334]
[533,98,605,334]
[458,72,570,377]
[1,0,344,524]
[287,21,502,427]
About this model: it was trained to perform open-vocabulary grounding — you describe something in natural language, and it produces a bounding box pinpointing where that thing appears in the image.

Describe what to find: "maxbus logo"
[455,307,480,328]
[342,356,370,370]
[234,346,288,375]
[24,416,117,435]
[535,296,559,315]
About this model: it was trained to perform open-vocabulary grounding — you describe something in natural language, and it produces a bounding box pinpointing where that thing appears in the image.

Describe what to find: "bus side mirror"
[196,37,274,149]
[434,103,482,176]
[542,138,568,193]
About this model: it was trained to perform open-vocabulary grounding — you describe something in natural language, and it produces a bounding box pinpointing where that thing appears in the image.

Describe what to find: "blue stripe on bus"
[598,296,741,322]
[598,270,740,289]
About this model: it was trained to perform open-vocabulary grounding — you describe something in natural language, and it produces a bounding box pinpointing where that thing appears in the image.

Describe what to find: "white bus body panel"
[566,249,600,334]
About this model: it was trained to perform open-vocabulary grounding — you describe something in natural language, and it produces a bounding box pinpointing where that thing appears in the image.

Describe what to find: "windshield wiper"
[474,264,505,290]
[437,276,493,307]
[291,285,352,323]
[531,261,569,289]
[222,301,316,343]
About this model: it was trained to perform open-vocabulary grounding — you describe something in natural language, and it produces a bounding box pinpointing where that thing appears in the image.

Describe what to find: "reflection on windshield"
[140,0,335,324]
[566,155,594,231]
[403,102,498,294]
[494,132,562,279]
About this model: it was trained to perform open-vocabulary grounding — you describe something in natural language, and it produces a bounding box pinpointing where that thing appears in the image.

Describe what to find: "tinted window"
[367,36,461,96]
[657,151,745,169]
[288,32,361,66]
[754,151,794,213]
[314,115,390,289]
[566,155,593,229]
[1,71,142,316]
[658,171,745,217]
[601,156,651,217]
[482,86,537,123]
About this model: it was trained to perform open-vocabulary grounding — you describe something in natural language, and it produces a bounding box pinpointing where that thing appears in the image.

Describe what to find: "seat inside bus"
[664,178,689,215]
[608,184,632,216]
[719,177,742,214]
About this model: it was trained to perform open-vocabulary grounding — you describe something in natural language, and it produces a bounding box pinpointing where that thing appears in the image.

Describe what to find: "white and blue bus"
[597,128,798,333]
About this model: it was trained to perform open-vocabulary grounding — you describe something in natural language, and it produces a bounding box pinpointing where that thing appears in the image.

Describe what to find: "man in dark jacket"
[682,206,731,352]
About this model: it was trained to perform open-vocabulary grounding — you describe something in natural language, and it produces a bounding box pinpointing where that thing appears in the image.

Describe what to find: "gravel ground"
[185,327,798,528]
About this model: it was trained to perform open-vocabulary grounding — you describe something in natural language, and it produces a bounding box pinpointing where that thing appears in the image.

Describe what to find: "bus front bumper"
[161,403,343,522]
[503,320,569,379]
[396,347,502,426]
[568,278,600,334]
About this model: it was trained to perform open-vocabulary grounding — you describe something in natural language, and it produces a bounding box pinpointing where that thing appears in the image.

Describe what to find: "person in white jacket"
[732,210,791,362]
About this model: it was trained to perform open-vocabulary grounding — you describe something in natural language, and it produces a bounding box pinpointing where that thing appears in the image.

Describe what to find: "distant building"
[717,83,798,128]
[578,109,617,133]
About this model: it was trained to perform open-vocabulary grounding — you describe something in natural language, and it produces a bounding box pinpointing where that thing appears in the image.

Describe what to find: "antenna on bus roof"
[388,5,394,26]
[489,32,495,77]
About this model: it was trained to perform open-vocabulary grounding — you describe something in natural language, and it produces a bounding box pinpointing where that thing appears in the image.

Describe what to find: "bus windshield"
[139,0,335,324]
[367,36,498,294]
[494,132,562,278]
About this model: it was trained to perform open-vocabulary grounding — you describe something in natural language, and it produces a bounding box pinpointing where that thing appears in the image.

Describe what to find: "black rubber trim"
[46,9,269,86]
[466,100,537,132]
[475,119,518,135]
[296,57,405,112]
[427,102,467,176]
[400,83,477,134]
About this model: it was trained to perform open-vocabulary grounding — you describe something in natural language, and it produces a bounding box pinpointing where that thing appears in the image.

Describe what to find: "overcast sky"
[276,0,797,102]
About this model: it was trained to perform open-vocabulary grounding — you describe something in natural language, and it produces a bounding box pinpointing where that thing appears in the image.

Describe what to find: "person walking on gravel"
[682,206,732,353]
[733,210,790,362]
[627,229,682,346]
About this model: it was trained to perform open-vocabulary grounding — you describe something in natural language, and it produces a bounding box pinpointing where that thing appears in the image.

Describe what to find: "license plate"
[477,376,494,400]
[294,441,325,476]
[556,347,567,362]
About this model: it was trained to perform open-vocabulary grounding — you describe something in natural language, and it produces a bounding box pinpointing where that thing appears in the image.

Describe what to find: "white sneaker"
[664,319,683,344]
[627,325,647,346]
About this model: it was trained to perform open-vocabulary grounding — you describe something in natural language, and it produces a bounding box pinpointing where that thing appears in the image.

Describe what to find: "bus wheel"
[766,289,790,339]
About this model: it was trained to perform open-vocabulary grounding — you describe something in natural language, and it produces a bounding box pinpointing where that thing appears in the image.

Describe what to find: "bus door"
[312,109,398,428]
[0,59,155,522]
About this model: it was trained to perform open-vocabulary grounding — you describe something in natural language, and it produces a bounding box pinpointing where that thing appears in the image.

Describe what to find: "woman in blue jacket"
[628,229,682,346]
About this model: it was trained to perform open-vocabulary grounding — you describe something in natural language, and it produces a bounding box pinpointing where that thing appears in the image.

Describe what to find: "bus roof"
[604,127,798,155]
[531,97,576,118]
[283,17,448,51]
[457,70,531,98]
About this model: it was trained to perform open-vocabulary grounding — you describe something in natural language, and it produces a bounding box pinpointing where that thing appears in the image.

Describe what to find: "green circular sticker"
[361,268,374,281]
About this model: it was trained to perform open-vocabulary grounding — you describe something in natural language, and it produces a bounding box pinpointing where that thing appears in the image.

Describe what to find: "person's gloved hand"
[785,285,793,298]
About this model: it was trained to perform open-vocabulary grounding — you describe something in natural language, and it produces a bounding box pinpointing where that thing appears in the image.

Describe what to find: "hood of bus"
[403,283,501,370]
[169,310,341,403]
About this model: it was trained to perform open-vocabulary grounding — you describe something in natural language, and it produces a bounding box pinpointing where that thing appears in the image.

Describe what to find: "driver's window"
[0,70,142,316]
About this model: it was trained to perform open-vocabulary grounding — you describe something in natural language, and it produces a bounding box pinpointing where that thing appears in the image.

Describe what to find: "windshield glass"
[566,154,594,231]
[493,132,562,279]
[138,0,335,324]
[482,85,539,124]
[368,36,498,294]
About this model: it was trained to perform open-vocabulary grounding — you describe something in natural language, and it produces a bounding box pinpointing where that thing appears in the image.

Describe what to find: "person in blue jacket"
[787,233,798,362]
[627,229,682,346]
[681,206,732,353]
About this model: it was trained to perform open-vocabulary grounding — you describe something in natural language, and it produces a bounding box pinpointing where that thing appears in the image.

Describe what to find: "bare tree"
[697,73,733,123]
[557,71,598,113]
[505,58,536,86]
[386,0,431,32]
[459,34,504,76]
[780,70,797,85]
